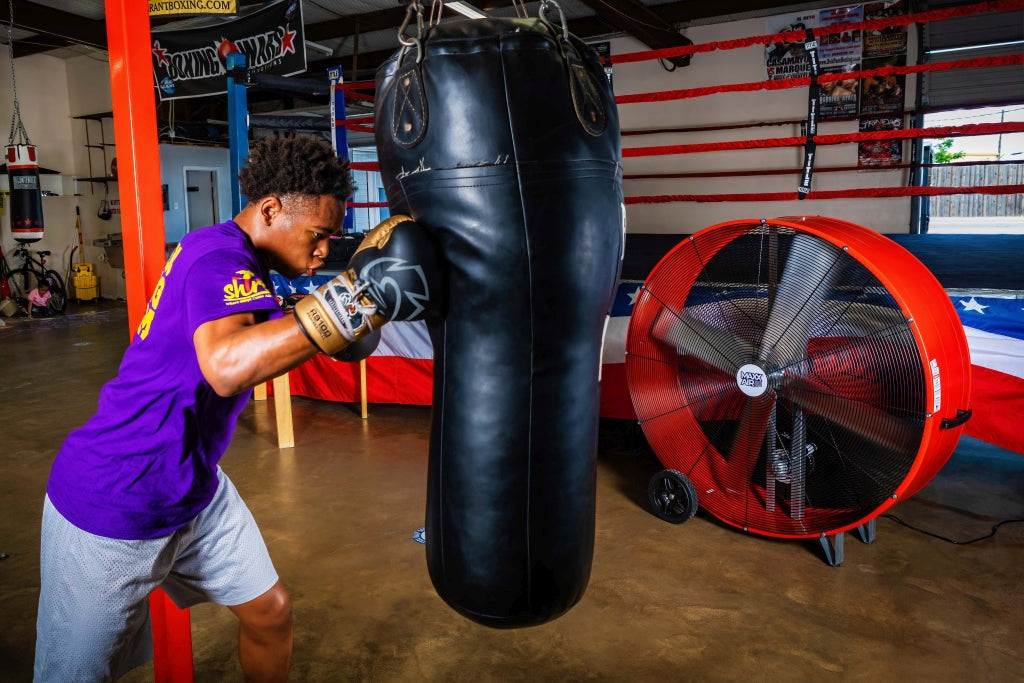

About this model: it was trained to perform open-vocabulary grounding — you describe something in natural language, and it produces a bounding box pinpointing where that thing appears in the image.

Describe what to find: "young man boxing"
[34,136,438,682]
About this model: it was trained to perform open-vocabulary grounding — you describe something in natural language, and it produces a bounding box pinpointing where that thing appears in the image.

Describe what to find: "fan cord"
[880,514,1024,546]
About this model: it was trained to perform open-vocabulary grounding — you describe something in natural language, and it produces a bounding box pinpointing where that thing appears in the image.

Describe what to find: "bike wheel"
[44,269,68,314]
[7,267,36,300]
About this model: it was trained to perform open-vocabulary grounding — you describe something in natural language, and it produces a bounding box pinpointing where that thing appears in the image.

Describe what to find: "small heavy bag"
[375,13,623,627]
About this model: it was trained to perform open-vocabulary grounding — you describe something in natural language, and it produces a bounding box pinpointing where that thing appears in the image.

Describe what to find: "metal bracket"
[819,519,877,567]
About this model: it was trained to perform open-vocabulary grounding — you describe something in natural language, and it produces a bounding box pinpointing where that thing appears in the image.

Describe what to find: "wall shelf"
[74,112,116,191]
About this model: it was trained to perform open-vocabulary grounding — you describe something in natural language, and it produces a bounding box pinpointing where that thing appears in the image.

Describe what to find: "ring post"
[104,0,194,680]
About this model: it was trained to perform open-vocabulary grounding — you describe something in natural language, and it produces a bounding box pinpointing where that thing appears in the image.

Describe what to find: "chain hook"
[539,0,569,41]
[428,0,444,27]
[397,0,426,63]
[397,0,426,47]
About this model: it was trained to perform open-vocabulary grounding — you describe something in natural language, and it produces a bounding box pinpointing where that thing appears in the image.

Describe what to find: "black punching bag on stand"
[375,3,624,627]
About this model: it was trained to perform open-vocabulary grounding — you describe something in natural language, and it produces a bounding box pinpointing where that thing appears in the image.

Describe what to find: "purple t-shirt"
[47,221,282,540]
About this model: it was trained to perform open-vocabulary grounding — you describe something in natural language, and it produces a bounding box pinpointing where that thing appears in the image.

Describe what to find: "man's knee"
[233,581,292,635]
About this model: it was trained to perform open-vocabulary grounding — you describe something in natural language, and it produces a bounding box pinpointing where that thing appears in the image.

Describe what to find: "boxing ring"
[103,0,1024,679]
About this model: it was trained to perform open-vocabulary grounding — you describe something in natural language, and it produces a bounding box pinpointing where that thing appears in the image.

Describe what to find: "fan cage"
[625,216,972,538]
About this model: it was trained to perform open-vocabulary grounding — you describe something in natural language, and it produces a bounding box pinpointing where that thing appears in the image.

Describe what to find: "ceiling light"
[447,2,487,19]
[304,40,334,57]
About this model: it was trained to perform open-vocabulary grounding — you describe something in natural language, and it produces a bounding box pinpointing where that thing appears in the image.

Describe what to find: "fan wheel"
[649,469,699,524]
[625,216,972,539]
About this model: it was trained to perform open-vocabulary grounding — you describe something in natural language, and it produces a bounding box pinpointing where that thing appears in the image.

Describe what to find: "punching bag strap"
[391,0,429,148]
[541,0,607,137]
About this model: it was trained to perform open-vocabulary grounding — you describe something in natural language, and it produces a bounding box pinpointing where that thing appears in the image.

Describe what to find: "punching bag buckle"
[540,0,607,137]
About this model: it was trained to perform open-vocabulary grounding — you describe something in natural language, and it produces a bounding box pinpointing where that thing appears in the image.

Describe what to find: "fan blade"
[651,307,752,376]
[759,234,844,367]
[711,392,775,495]
[781,371,920,455]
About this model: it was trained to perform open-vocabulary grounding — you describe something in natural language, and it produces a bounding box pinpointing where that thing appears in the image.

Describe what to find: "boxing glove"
[347,214,444,323]
[294,215,443,357]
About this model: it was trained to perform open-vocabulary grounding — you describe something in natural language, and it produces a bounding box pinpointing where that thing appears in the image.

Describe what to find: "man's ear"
[258,195,284,226]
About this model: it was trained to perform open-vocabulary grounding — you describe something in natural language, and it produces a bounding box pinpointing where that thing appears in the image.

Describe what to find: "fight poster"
[859,55,907,115]
[818,6,862,120]
[858,115,903,167]
[765,12,819,81]
[151,0,306,101]
[863,0,909,58]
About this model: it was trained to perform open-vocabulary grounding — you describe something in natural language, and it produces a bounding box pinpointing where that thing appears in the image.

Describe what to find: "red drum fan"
[625,216,972,563]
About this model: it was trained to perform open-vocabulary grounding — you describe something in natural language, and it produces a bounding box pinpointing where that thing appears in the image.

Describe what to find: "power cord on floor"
[880,514,1024,545]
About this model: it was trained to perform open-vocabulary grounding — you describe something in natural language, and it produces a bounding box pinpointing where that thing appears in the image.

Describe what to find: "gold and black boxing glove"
[293,268,387,356]
[295,214,443,356]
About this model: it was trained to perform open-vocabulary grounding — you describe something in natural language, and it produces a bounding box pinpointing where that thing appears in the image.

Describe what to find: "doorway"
[183,167,219,232]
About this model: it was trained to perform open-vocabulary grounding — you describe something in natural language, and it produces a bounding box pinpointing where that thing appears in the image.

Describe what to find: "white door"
[184,168,218,232]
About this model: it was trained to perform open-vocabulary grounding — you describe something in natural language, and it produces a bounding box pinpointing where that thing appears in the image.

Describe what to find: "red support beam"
[104,1,194,681]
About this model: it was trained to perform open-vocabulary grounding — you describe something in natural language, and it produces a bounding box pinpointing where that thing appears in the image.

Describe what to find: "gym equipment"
[626,216,972,564]
[5,5,43,244]
[5,145,44,243]
[376,2,623,626]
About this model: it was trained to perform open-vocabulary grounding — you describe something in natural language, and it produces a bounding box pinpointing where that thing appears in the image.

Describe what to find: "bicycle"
[5,245,68,314]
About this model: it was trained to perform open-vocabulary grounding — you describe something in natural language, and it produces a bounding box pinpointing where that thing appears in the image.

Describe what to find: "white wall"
[609,14,919,235]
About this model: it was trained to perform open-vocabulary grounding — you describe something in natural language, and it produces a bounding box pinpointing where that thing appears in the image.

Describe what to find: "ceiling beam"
[576,0,691,67]
[2,0,107,55]
[657,0,786,24]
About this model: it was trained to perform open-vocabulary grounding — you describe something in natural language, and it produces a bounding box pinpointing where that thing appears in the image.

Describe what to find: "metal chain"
[6,0,32,146]
[429,0,443,27]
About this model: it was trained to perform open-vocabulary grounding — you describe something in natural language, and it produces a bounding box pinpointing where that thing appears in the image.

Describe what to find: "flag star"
[627,286,642,307]
[304,281,319,294]
[959,297,988,314]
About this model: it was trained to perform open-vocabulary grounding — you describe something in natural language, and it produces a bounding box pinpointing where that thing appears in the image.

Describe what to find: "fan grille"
[626,218,970,538]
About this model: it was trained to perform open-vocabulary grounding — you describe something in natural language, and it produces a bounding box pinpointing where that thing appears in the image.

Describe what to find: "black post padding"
[375,18,623,628]
[799,30,820,199]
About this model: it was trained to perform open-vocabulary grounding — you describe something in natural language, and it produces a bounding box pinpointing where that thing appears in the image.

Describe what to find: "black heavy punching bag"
[6,145,45,243]
[375,6,624,627]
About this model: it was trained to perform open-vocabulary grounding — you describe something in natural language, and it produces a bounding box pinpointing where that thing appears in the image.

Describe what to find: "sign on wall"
[149,0,238,18]
[151,0,306,101]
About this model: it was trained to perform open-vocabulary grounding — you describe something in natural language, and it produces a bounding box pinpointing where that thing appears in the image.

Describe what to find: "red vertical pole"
[104,1,194,681]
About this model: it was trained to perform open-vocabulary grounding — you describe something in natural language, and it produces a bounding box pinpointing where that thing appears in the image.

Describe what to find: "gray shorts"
[34,467,279,682]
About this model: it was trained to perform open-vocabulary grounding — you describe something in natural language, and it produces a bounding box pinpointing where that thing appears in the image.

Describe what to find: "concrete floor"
[1,300,1023,681]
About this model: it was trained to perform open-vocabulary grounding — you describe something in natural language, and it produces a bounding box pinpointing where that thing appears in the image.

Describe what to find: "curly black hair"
[238,136,354,203]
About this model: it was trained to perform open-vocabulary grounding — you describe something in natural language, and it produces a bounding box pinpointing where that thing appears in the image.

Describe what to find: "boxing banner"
[149,0,237,18]
[151,0,305,101]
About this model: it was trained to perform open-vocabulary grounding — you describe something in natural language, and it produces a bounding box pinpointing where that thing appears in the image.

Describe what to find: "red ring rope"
[615,54,1024,106]
[625,185,1024,204]
[609,0,1024,65]
[623,122,1024,157]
